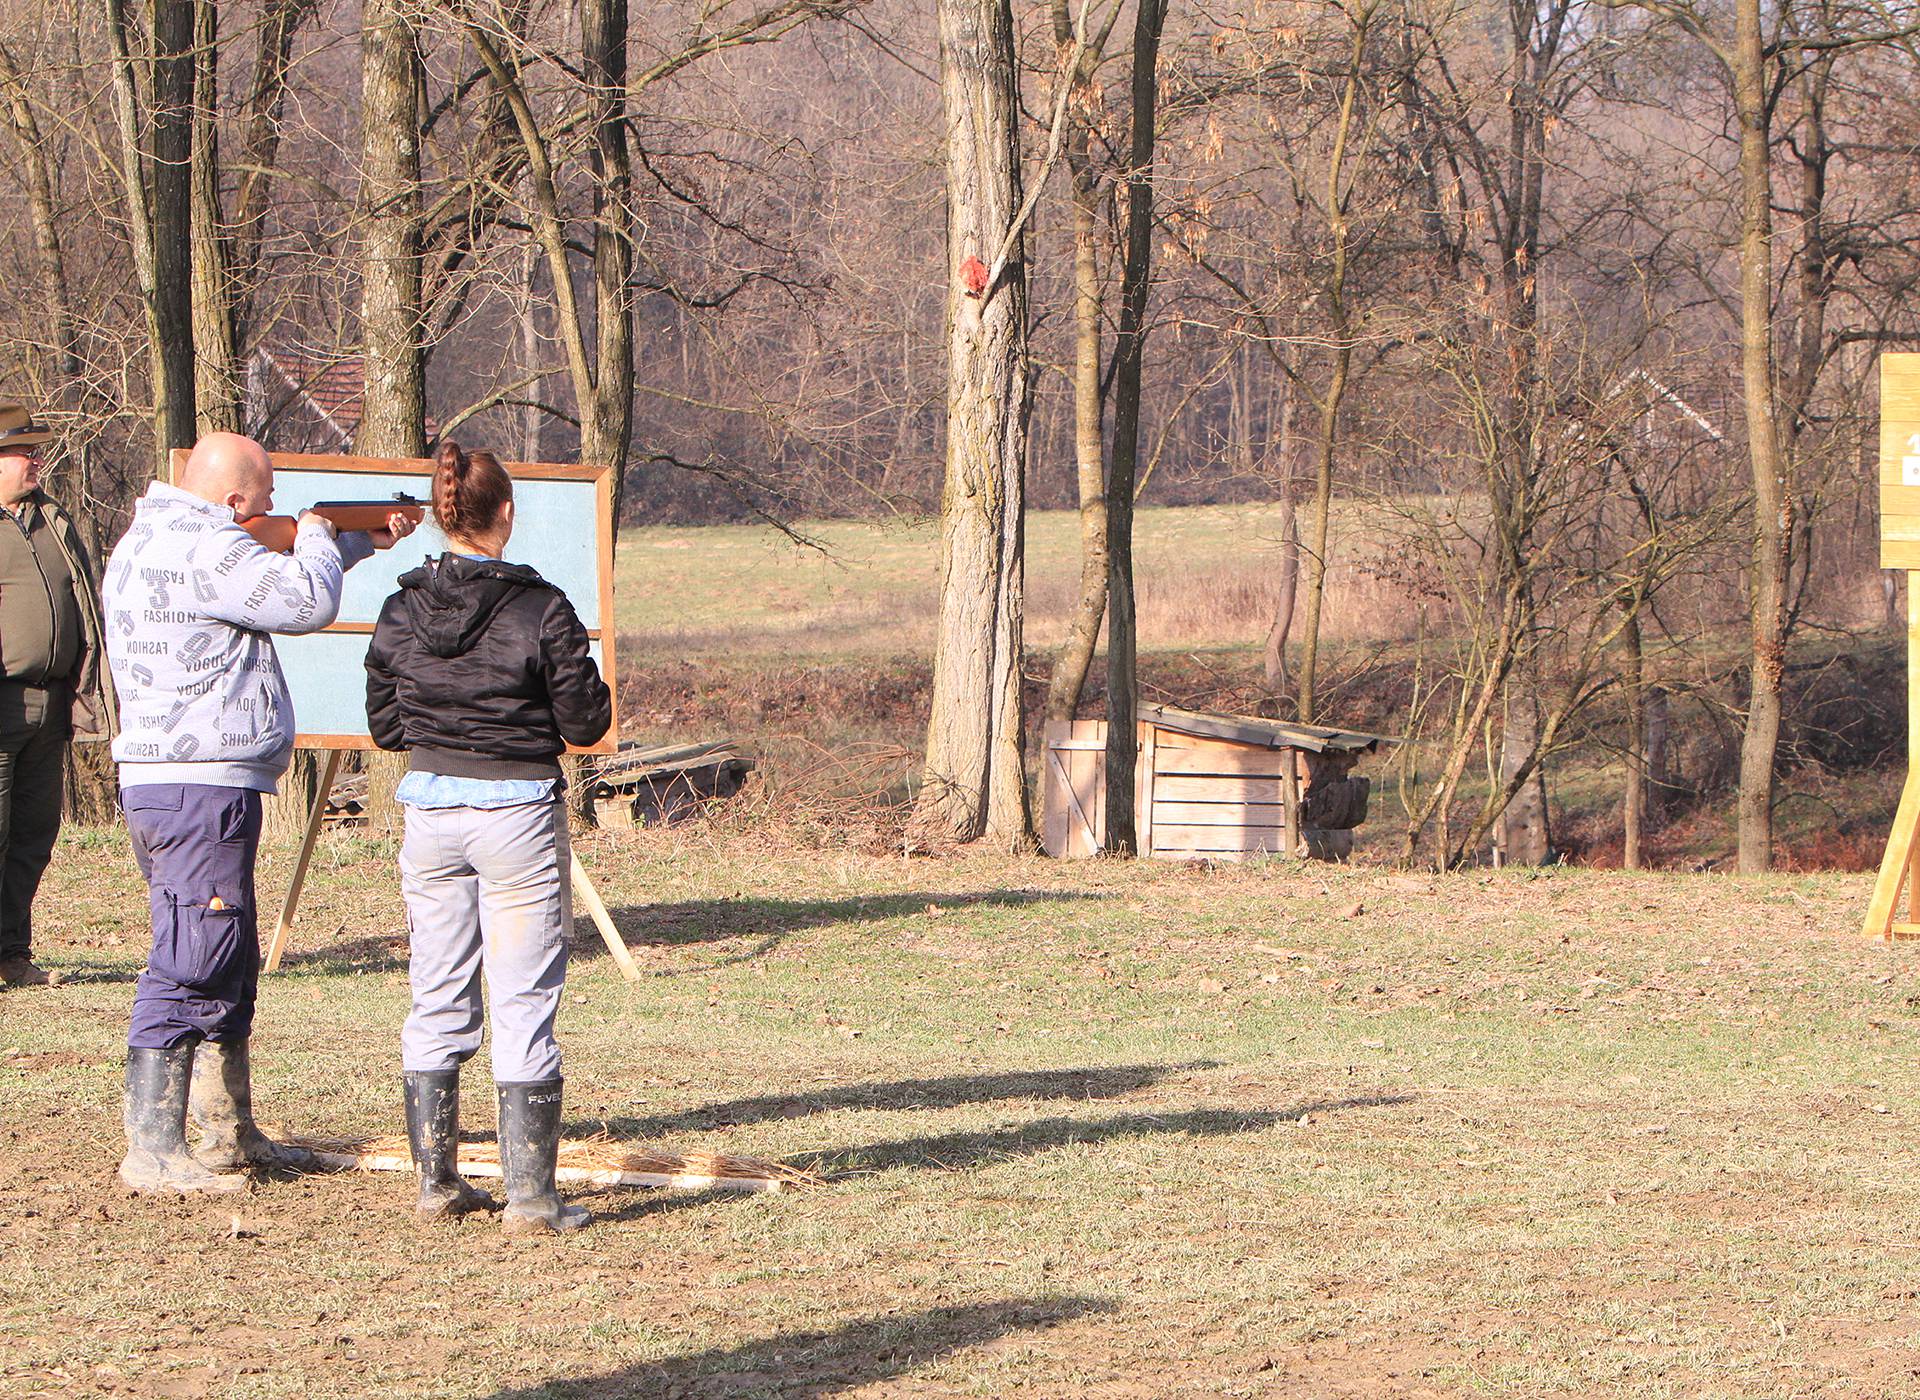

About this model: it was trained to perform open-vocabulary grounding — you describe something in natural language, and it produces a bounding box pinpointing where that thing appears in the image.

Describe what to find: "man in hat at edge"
[0,402,114,990]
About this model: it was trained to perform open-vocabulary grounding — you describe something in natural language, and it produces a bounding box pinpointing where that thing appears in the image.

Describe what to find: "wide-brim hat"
[0,403,52,449]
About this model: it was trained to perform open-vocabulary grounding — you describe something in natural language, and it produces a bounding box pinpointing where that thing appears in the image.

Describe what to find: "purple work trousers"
[123,784,263,1050]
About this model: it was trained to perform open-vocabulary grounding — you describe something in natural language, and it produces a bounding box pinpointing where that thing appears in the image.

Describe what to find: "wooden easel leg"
[570,850,642,982]
[264,749,342,973]
[1863,773,1920,940]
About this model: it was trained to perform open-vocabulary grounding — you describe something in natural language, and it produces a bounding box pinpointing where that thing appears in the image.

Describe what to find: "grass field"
[5,822,1920,1397]
[614,503,1416,661]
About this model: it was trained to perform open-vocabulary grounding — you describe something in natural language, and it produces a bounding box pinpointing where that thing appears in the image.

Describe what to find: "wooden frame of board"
[163,449,639,980]
[167,448,619,752]
[1865,354,1920,939]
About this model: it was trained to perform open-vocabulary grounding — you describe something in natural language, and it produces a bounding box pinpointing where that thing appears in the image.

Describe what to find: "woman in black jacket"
[366,442,611,1235]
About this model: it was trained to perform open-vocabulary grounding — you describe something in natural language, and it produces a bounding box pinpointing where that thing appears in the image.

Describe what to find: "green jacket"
[1,492,115,742]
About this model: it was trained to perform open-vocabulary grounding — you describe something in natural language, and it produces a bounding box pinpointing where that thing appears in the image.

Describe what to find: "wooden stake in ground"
[264,748,342,972]
[571,850,642,982]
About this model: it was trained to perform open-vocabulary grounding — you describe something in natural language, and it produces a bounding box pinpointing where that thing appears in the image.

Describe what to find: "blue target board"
[169,450,618,751]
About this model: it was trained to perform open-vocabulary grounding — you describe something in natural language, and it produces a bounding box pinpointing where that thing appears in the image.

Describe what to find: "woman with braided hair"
[365,441,612,1234]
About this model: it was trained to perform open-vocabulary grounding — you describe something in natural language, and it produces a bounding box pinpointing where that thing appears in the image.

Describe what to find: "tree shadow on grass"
[793,1096,1415,1177]
[586,1062,1217,1141]
[279,888,1102,976]
[482,1295,1112,1399]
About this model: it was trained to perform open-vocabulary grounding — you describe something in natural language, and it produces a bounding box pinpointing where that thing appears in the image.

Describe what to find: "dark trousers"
[0,681,68,962]
[124,784,262,1051]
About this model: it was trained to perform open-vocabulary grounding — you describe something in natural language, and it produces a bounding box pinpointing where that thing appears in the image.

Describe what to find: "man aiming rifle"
[103,433,416,1194]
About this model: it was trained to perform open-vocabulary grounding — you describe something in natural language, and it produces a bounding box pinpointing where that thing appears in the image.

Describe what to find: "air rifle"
[239,493,426,553]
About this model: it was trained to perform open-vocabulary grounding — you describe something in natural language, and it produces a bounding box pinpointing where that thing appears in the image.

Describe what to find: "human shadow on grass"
[589,1062,1216,1141]
[276,930,409,974]
[41,960,138,986]
[481,1294,1112,1399]
[278,888,1101,977]
[576,888,1104,972]
[791,1096,1415,1178]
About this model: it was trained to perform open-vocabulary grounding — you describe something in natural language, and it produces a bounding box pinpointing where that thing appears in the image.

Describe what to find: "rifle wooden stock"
[240,496,426,553]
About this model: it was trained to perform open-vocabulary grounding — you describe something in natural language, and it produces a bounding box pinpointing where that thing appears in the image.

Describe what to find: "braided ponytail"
[431,440,513,543]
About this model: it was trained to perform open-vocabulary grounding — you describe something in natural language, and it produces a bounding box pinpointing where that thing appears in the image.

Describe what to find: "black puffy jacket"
[365,554,612,778]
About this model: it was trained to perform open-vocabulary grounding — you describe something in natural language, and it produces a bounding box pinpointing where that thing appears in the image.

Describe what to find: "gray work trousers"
[399,798,570,1083]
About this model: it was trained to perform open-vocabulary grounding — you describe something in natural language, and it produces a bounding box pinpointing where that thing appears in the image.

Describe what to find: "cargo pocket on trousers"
[147,889,246,993]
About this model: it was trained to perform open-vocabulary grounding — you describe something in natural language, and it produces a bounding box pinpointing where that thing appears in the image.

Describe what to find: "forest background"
[2,0,1917,873]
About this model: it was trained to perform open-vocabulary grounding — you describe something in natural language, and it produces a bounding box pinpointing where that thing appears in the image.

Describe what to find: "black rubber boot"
[403,1070,497,1220]
[498,1078,589,1236]
[119,1044,249,1195]
[188,1038,319,1173]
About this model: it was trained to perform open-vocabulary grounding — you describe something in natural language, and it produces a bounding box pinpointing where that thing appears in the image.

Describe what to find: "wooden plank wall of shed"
[1148,727,1294,860]
[1046,720,1314,862]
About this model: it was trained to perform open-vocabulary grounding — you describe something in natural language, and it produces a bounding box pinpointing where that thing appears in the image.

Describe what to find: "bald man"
[103,433,415,1194]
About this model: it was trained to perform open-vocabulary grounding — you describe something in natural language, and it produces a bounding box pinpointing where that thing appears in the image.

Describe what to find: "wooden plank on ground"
[1154,774,1287,804]
[1152,824,1288,854]
[1153,800,1287,827]
[1155,747,1287,778]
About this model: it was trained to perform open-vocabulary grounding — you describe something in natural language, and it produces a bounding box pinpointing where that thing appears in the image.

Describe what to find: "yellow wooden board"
[1870,359,1920,937]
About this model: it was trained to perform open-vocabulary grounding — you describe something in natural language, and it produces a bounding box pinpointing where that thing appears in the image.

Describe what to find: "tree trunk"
[913,0,1032,848]
[356,0,427,461]
[105,0,168,472]
[1101,0,1169,855]
[152,0,197,459]
[191,0,241,435]
[230,0,314,356]
[263,751,323,844]
[1733,0,1786,874]
[1295,10,1367,725]
[1495,686,1549,865]
[580,0,635,498]
[1043,135,1106,723]
[1296,342,1347,723]
[0,45,119,822]
[355,0,428,835]
[1263,491,1299,694]
[1645,684,1670,819]
[1622,614,1645,871]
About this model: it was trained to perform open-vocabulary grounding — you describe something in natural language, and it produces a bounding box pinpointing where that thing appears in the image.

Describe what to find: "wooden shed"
[1041,704,1393,862]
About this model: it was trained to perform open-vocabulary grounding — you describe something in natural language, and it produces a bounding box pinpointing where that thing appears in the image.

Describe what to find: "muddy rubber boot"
[119,1044,249,1195]
[498,1078,589,1237]
[188,1038,319,1173]
[403,1070,496,1220]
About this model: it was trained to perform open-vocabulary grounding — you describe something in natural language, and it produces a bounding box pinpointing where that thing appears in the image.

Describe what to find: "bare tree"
[913,0,1033,847]
[1101,0,1169,855]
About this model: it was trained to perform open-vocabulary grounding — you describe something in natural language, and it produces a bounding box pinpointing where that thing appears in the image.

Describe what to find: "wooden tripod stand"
[261,753,642,981]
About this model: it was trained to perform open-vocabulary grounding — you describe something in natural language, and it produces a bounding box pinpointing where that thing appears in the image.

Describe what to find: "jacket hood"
[397,553,551,659]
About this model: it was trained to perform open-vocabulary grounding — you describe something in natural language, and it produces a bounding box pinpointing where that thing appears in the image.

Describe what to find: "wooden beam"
[264,748,342,973]
[570,850,642,982]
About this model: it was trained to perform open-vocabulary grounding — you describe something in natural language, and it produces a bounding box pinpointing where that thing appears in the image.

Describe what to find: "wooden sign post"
[1864,354,1920,939]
